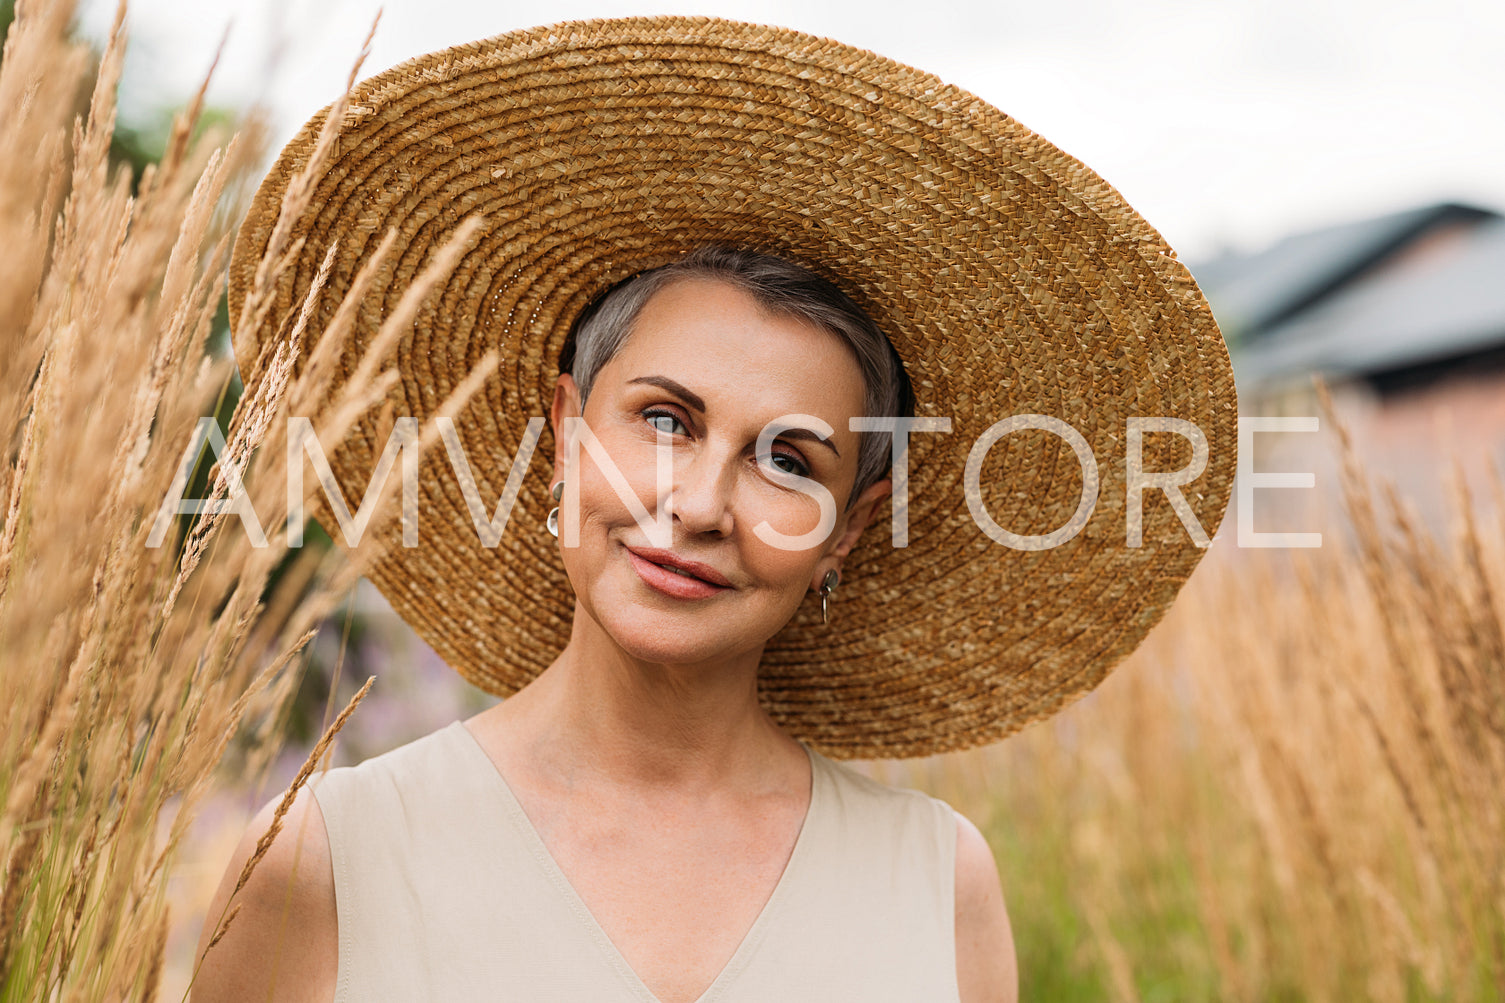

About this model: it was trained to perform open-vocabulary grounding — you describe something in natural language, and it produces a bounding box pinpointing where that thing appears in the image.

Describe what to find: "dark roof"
[1189,202,1497,343]
[1229,214,1505,390]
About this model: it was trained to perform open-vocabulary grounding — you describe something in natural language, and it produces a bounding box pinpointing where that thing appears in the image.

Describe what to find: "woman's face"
[550,276,891,667]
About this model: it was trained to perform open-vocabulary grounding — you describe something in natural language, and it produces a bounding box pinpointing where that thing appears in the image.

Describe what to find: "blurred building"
[1191,201,1505,526]
[1194,201,1505,396]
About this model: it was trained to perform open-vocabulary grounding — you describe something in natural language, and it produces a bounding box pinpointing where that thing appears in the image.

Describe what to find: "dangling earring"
[546,480,563,538]
[819,569,840,625]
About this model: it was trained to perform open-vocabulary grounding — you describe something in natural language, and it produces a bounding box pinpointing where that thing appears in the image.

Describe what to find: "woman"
[194,16,1236,1003]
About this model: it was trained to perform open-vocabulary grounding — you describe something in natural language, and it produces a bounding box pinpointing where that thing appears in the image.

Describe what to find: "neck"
[498,601,798,792]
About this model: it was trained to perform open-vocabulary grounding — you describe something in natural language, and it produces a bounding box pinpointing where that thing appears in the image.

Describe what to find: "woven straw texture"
[228,16,1238,759]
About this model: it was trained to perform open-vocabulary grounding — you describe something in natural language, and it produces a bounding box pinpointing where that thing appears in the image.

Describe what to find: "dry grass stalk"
[202,675,373,959]
[898,389,1505,1000]
[0,2,496,998]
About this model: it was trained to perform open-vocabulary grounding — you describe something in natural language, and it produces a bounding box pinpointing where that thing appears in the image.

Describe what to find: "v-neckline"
[448,720,823,1003]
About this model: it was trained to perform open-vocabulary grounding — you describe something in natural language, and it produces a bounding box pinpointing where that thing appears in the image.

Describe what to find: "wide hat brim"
[228,16,1237,760]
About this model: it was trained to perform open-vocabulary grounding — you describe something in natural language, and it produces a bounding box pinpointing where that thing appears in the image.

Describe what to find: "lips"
[624,546,733,600]
[625,547,732,586]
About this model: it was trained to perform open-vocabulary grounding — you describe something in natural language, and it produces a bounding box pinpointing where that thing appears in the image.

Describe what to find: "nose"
[665,448,735,537]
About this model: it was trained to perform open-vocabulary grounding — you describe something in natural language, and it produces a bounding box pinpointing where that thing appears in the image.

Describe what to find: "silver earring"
[819,569,839,625]
[546,480,563,538]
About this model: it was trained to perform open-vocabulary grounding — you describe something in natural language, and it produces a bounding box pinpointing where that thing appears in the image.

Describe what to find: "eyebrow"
[626,374,842,460]
[628,375,706,412]
[776,426,841,460]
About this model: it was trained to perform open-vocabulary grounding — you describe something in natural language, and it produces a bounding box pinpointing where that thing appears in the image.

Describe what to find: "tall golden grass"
[3,1,1502,1001]
[885,398,1505,1001]
[0,2,492,998]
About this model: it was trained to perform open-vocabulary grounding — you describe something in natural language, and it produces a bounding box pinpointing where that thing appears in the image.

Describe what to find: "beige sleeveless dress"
[308,720,960,1001]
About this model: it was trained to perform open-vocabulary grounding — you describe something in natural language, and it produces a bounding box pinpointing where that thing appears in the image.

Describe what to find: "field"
[2,3,1501,1000]
[884,461,1505,1001]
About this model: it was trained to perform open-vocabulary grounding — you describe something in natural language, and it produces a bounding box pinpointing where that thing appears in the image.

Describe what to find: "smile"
[623,546,733,600]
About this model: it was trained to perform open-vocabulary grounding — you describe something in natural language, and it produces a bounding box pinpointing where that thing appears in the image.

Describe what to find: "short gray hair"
[562,245,914,510]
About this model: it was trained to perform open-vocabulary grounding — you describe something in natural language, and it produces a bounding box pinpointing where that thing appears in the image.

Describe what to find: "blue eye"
[768,451,809,478]
[643,409,687,435]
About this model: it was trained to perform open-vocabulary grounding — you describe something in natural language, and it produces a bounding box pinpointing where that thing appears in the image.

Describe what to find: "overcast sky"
[77,0,1504,263]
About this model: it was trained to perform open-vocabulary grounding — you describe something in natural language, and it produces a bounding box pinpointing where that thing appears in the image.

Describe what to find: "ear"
[550,373,583,482]
[813,476,892,588]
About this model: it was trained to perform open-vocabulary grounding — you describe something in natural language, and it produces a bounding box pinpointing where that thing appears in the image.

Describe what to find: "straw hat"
[228,16,1237,759]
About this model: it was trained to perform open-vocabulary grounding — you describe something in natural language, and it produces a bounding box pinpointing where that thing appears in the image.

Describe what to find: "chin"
[582,587,764,667]
[611,611,752,666]
[612,633,726,667]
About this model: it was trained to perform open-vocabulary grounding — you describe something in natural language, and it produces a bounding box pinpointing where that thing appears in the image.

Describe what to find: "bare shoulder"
[953,809,1018,1003]
[189,783,339,1003]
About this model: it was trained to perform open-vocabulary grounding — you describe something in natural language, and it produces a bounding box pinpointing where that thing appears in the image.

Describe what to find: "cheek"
[574,430,663,523]
[735,491,830,577]
[738,484,833,547]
